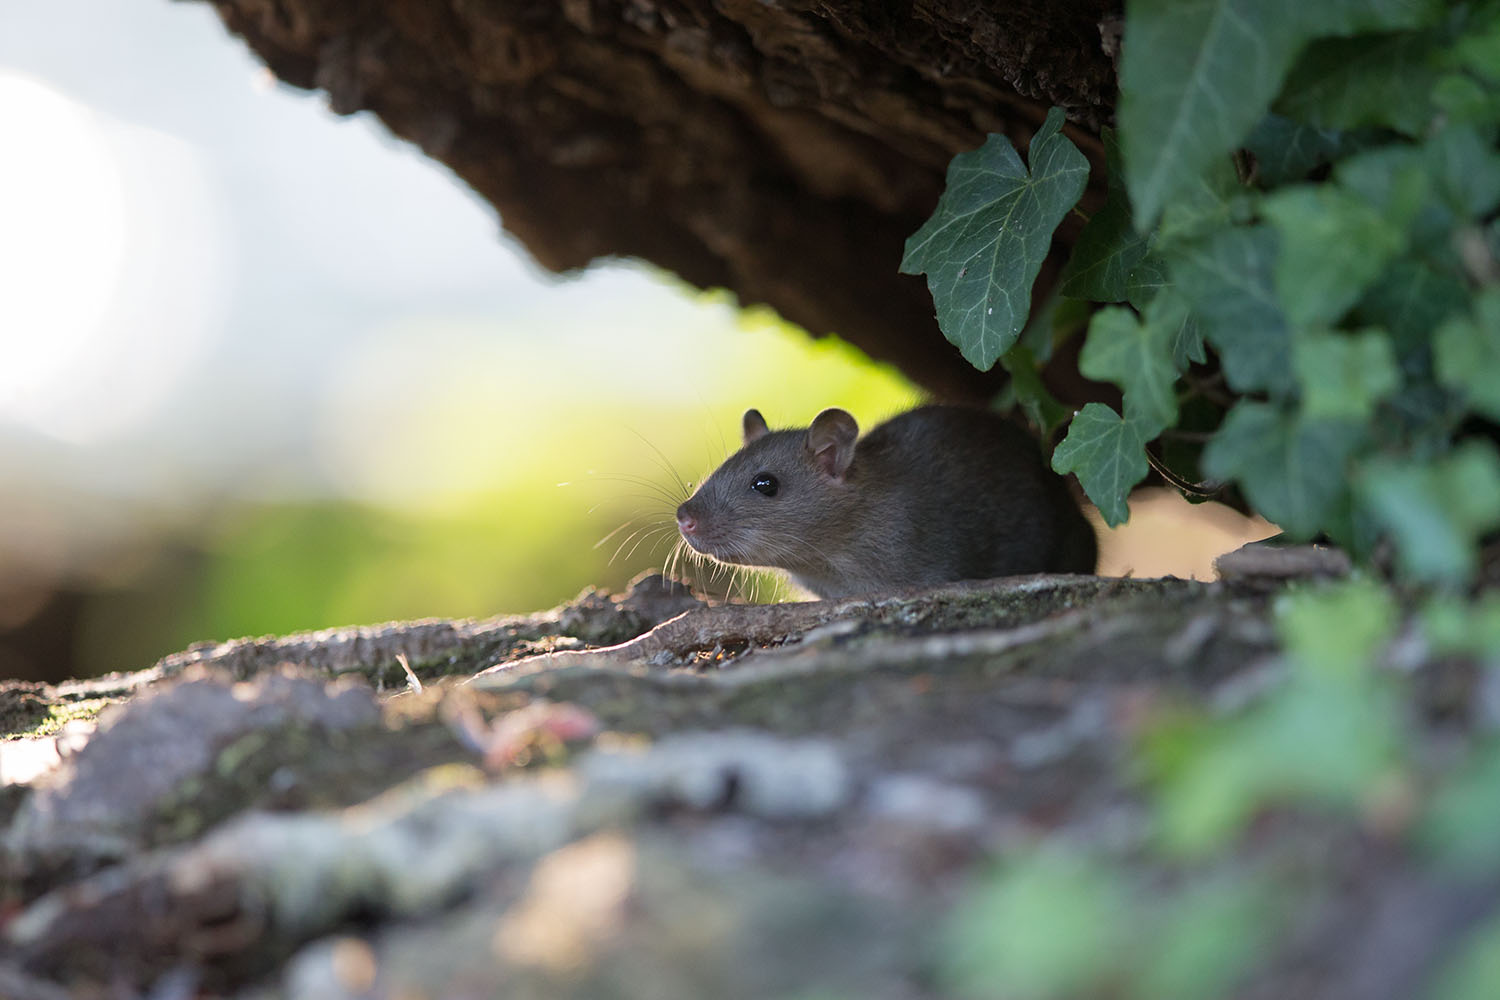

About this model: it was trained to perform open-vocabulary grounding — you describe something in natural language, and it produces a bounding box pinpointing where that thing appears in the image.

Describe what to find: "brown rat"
[675,405,1097,599]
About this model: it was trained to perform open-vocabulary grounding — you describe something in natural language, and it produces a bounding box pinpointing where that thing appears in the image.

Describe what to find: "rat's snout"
[675,504,698,536]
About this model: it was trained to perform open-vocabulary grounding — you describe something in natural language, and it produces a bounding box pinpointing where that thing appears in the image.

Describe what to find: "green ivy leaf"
[1432,73,1500,125]
[1426,914,1500,1000]
[1155,156,1248,250]
[1277,30,1443,136]
[1425,125,1500,219]
[1058,189,1151,304]
[1352,256,1469,359]
[1422,741,1500,871]
[1060,131,1156,304]
[1053,403,1152,527]
[1131,879,1273,1000]
[1154,659,1402,854]
[1421,593,1500,666]
[1120,0,1443,224]
[1276,577,1398,678]
[1262,186,1406,329]
[1154,579,1403,856]
[1143,288,1208,369]
[1120,0,1291,226]
[1359,440,1500,583]
[1292,329,1401,420]
[1243,114,1373,186]
[1452,5,1500,82]
[942,851,1127,1000]
[1079,307,1180,431]
[1125,253,1172,310]
[1001,345,1072,443]
[1435,289,1500,421]
[1333,146,1431,225]
[1169,226,1293,395]
[901,108,1089,371]
[1203,401,1364,538]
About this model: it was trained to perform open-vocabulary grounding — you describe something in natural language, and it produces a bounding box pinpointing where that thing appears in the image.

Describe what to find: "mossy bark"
[4,569,1496,998]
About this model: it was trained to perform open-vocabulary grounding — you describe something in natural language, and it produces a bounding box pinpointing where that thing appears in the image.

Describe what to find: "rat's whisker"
[596,511,666,550]
[610,523,668,566]
[590,477,686,509]
[628,429,693,498]
[620,525,676,566]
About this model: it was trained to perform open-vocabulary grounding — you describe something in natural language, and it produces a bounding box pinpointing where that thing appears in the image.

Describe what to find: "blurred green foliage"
[906,4,1500,560]
[1146,581,1406,857]
[943,850,1127,998]
[1430,914,1500,1000]
[943,577,1500,998]
[906,0,1500,993]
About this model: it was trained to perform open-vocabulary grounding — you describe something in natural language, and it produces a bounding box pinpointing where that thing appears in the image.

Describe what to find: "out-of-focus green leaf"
[1170,226,1293,395]
[1262,186,1406,328]
[1060,132,1154,304]
[1422,740,1500,871]
[1141,288,1208,370]
[1435,289,1500,421]
[1060,190,1150,303]
[1243,114,1374,186]
[1277,30,1442,136]
[901,108,1089,371]
[1154,580,1403,855]
[1052,403,1152,527]
[1453,5,1500,82]
[1275,576,1398,677]
[1001,345,1072,444]
[1129,878,1274,1000]
[1334,145,1433,230]
[942,851,1127,1000]
[1166,312,1207,373]
[1125,253,1172,310]
[1425,125,1500,218]
[1352,257,1469,358]
[1155,671,1403,854]
[1433,73,1500,124]
[1120,0,1443,223]
[1079,307,1180,431]
[1155,157,1249,250]
[1426,914,1500,1000]
[1292,329,1401,420]
[1359,440,1500,584]
[1202,401,1365,538]
[1421,592,1500,664]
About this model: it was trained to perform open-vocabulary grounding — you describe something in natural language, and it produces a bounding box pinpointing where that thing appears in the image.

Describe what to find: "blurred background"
[0,0,1270,683]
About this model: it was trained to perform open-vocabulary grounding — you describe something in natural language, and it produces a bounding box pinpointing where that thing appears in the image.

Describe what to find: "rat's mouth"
[679,531,749,565]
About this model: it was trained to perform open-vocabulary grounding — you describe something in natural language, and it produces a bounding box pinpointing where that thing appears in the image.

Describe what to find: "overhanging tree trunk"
[208,0,1120,399]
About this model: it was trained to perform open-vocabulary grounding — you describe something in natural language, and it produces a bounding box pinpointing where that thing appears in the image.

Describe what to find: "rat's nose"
[675,505,697,535]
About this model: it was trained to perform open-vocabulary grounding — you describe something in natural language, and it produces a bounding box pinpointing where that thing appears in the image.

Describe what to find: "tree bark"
[207,0,1120,399]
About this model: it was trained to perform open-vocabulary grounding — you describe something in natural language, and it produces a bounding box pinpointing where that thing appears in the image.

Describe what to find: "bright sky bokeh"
[0,0,751,499]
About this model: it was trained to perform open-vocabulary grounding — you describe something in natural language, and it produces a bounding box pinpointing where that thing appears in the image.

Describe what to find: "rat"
[674,405,1097,599]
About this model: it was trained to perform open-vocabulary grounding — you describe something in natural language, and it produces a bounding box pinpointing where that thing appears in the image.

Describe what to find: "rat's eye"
[751,473,779,497]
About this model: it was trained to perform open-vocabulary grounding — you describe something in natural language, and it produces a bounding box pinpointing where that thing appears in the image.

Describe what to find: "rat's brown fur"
[676,405,1096,599]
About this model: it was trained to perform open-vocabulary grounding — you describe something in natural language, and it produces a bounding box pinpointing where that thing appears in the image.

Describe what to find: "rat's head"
[675,407,860,572]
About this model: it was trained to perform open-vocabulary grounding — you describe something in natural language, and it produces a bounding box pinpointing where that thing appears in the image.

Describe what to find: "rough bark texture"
[2,568,1497,998]
[206,0,1120,399]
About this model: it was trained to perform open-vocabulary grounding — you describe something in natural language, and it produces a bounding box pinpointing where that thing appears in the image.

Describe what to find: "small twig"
[472,576,1109,678]
[1144,445,1224,498]
[395,653,423,694]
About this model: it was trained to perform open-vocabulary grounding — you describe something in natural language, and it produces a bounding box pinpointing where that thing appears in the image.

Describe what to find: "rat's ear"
[742,409,770,445]
[806,408,859,480]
